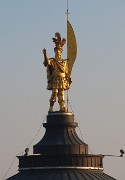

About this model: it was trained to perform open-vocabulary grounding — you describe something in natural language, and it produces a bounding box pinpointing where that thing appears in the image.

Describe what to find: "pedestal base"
[33,112,88,155]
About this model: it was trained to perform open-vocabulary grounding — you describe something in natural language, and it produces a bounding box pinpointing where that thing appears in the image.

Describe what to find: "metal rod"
[66,0,69,112]
[67,89,69,112]
[67,0,69,21]
[103,154,123,158]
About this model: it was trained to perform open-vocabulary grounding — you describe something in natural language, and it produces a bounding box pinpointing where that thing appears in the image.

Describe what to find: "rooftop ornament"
[43,20,77,113]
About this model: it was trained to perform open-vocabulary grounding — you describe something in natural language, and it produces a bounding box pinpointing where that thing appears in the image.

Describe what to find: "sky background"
[0,0,125,179]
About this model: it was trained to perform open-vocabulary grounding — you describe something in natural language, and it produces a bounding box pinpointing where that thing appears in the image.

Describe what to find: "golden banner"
[67,20,77,77]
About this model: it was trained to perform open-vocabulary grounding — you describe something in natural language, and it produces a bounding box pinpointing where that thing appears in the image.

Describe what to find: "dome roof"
[8,112,116,180]
[8,171,116,180]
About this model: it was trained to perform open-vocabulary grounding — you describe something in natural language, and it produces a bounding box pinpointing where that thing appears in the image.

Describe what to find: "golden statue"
[43,33,71,112]
[43,21,77,112]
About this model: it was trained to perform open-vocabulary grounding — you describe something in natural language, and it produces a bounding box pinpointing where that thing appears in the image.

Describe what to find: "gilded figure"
[43,33,71,112]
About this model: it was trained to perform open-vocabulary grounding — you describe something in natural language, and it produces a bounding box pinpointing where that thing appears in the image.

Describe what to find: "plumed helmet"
[52,32,66,52]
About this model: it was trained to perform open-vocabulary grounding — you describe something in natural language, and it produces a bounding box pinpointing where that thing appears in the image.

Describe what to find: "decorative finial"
[42,13,77,113]
[24,148,29,156]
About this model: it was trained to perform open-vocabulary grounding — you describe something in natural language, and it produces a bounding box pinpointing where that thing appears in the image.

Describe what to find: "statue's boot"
[49,101,54,112]
[60,102,66,112]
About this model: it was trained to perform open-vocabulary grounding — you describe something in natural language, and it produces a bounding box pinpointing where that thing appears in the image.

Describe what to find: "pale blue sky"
[0,1,125,179]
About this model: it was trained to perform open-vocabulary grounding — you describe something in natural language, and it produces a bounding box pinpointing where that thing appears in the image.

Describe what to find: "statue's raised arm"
[43,48,49,67]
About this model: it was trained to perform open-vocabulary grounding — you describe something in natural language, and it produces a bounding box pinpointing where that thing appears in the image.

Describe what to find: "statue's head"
[52,32,66,57]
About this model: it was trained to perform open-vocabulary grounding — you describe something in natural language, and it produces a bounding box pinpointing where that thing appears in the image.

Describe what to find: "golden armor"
[43,33,71,112]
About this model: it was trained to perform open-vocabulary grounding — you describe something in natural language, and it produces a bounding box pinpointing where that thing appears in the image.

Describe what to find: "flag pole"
[66,0,69,112]
[67,0,69,21]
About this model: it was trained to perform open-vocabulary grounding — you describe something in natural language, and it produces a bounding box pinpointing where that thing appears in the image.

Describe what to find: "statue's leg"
[58,89,66,112]
[49,89,58,112]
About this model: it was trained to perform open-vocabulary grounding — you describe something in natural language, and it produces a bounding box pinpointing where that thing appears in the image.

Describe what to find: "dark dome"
[8,112,116,180]
[8,170,116,180]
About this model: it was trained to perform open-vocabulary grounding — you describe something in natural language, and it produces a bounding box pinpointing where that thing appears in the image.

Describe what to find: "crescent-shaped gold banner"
[67,20,77,77]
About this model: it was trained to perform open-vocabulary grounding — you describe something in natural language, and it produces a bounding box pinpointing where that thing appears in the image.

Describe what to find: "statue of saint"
[43,33,71,112]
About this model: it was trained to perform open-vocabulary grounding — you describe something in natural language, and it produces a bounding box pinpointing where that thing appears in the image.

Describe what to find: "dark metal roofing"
[7,112,117,180]
[8,171,117,180]
[33,113,88,155]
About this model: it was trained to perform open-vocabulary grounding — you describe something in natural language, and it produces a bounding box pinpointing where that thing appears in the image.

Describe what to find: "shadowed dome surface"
[7,112,117,180]
[8,171,116,180]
